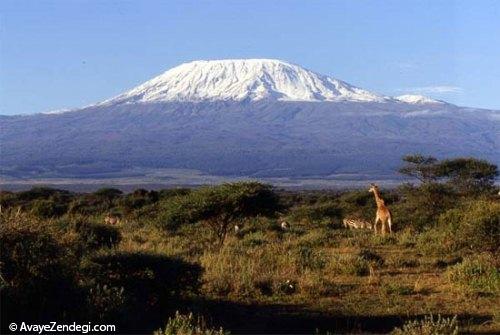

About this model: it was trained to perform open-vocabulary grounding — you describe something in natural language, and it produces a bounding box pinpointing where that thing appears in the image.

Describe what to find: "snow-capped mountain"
[1,59,498,183]
[101,59,389,104]
[394,94,444,104]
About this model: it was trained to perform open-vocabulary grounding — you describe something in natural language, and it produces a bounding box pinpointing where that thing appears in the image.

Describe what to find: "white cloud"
[396,85,463,94]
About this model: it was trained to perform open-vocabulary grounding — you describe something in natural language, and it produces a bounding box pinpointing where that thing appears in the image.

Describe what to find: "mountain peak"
[394,94,444,105]
[100,59,389,105]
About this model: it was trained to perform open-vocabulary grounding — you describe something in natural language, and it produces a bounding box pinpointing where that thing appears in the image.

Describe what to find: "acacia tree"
[399,154,498,195]
[398,154,438,183]
[434,158,498,194]
[161,182,280,245]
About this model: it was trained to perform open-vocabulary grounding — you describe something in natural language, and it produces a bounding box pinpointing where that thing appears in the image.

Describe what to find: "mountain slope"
[1,59,499,182]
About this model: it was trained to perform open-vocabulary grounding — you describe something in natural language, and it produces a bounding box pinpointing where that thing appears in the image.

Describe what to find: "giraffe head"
[368,183,379,193]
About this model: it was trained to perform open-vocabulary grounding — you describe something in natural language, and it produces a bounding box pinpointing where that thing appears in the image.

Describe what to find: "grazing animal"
[104,213,121,225]
[368,183,392,234]
[280,221,290,230]
[343,218,373,230]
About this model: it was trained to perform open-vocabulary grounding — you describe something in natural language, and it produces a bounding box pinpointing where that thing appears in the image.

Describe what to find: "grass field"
[1,180,499,334]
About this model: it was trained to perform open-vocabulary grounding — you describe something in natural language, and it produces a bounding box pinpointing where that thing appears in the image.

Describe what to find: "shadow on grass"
[186,299,494,334]
[1,246,494,334]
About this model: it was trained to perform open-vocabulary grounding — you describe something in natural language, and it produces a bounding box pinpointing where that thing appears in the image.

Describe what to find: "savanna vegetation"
[1,156,499,334]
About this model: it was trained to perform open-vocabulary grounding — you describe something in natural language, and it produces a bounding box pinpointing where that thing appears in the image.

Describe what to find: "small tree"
[93,188,123,207]
[434,158,498,194]
[161,182,280,245]
[399,154,438,183]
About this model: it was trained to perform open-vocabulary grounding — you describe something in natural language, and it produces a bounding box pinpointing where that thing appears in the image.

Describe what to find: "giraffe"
[368,183,392,235]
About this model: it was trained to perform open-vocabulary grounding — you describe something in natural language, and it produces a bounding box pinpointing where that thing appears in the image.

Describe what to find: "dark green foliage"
[93,187,124,206]
[438,200,500,253]
[392,183,457,231]
[68,194,111,215]
[0,187,74,216]
[0,225,83,325]
[14,187,72,202]
[399,154,438,183]
[30,198,68,218]
[81,251,202,326]
[160,182,280,244]
[288,202,342,223]
[296,245,326,271]
[434,158,498,194]
[399,155,498,195]
[338,190,377,221]
[72,220,122,250]
[447,254,499,294]
[119,189,160,214]
[158,188,192,199]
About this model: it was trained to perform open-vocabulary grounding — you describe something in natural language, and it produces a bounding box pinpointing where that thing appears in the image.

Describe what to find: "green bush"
[68,195,110,215]
[288,201,342,223]
[438,200,499,252]
[447,254,499,294]
[391,315,458,335]
[159,182,280,244]
[30,199,68,218]
[81,251,202,325]
[337,190,375,221]
[391,183,457,231]
[119,189,160,214]
[0,223,83,325]
[154,311,228,335]
[296,245,327,272]
[73,220,122,250]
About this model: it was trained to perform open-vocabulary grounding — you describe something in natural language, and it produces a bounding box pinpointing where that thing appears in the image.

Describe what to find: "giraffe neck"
[373,189,385,208]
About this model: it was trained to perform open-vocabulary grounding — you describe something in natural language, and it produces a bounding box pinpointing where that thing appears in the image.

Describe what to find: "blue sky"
[1,0,499,115]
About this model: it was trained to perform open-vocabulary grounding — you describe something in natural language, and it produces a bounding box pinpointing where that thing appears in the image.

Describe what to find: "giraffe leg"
[374,216,380,234]
[381,219,388,235]
[388,217,393,234]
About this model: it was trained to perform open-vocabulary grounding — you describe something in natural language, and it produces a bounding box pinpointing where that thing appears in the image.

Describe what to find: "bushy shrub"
[160,182,280,244]
[391,315,458,335]
[158,188,192,199]
[68,195,110,215]
[154,311,227,335]
[81,251,202,324]
[296,245,327,272]
[447,254,499,294]
[438,200,499,253]
[337,190,375,221]
[0,221,83,325]
[391,183,456,231]
[288,202,341,224]
[72,220,122,250]
[30,199,68,218]
[0,187,73,217]
[119,189,160,214]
